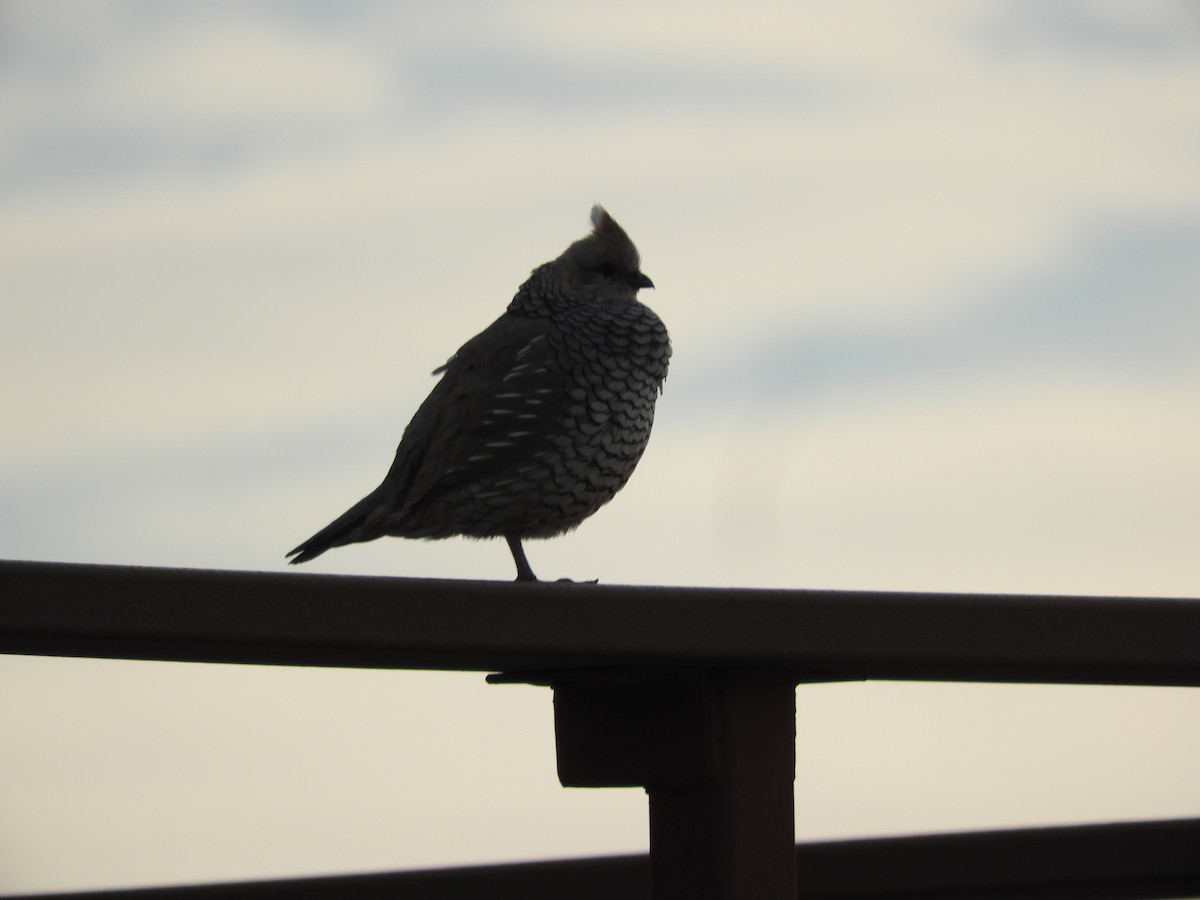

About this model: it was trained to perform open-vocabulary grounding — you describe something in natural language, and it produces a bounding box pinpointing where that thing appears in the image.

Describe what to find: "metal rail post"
[552,670,797,900]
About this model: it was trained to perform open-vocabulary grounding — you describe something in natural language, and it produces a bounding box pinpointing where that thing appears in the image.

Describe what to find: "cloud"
[0,6,395,194]
[2,0,1198,550]
[91,18,391,131]
[673,215,1200,419]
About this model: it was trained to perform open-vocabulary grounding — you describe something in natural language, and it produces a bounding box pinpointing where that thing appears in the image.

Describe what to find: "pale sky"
[2,1,1199,893]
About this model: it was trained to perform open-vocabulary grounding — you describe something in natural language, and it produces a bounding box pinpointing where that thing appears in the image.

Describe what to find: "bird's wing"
[372,312,565,520]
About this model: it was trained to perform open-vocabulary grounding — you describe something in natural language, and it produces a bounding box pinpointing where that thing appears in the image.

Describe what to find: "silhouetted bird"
[287,206,670,581]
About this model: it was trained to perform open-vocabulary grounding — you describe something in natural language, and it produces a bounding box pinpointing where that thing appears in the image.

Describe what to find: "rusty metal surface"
[3,559,1199,685]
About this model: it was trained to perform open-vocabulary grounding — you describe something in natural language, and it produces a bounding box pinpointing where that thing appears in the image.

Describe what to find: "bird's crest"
[565,204,643,280]
[589,205,630,248]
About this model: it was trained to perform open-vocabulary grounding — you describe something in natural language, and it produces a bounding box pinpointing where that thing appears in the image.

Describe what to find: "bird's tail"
[286,492,382,565]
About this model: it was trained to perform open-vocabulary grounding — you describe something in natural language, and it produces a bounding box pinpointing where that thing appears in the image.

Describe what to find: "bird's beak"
[633,272,655,290]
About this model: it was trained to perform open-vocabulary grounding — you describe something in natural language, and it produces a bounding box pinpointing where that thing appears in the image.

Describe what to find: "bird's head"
[557,205,654,297]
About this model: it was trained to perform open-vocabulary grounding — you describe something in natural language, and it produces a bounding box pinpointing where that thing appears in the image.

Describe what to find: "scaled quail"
[287,206,671,581]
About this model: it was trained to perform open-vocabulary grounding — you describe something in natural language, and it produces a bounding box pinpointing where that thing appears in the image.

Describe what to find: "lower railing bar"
[8,817,1199,900]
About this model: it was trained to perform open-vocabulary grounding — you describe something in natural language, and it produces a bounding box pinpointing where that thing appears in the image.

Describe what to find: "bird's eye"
[593,262,618,278]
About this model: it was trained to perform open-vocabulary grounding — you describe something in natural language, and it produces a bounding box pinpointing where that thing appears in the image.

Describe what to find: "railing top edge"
[2,559,1198,686]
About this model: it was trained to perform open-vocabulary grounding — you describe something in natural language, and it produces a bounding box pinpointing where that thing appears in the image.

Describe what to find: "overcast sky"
[2,1,1199,894]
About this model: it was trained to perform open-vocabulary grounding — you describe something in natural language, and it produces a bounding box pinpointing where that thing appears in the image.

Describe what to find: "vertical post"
[648,672,796,900]
[551,671,797,900]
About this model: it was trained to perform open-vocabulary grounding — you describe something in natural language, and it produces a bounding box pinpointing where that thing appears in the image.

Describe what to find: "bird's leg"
[505,535,538,582]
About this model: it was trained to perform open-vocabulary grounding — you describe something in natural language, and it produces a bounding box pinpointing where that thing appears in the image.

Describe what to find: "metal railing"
[3,559,1199,899]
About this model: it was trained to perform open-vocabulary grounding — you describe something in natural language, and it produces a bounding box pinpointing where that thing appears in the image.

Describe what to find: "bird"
[287,205,671,581]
